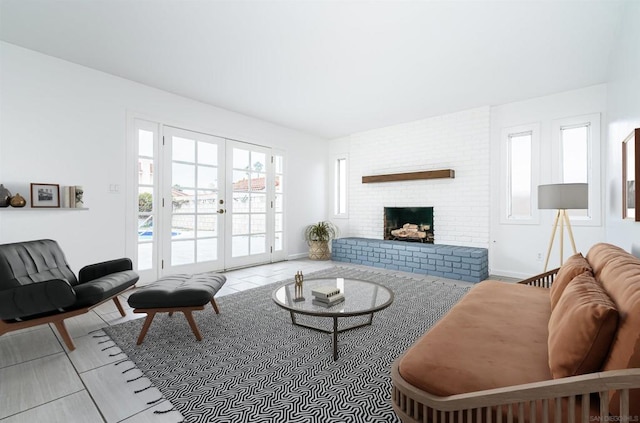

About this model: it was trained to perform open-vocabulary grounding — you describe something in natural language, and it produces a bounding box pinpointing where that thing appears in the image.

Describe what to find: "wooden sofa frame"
[391,268,640,423]
[0,290,131,351]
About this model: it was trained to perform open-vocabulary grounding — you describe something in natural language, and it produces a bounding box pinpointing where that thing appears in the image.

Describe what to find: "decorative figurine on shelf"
[0,184,10,207]
[10,193,26,208]
[293,271,305,302]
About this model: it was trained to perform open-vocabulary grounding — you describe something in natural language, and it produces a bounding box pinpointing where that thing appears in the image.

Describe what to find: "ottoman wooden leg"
[183,310,203,341]
[211,299,220,314]
[136,311,157,345]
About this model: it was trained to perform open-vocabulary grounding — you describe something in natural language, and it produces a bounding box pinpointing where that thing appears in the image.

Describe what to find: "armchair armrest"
[79,258,133,283]
[518,267,559,288]
[0,279,76,320]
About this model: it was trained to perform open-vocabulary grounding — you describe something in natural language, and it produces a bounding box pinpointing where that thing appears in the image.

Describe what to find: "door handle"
[217,209,225,214]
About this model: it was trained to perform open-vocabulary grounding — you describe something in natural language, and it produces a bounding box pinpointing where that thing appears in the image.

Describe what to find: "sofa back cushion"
[586,243,640,415]
[549,253,593,310]
[0,239,77,289]
[548,272,618,378]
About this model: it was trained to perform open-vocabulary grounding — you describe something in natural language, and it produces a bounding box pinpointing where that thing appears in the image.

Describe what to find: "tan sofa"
[391,243,640,423]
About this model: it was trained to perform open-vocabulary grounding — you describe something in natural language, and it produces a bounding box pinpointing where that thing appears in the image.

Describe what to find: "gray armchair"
[0,239,139,350]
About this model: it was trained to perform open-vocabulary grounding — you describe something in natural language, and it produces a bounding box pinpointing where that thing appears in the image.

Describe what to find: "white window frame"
[500,123,541,225]
[551,113,601,227]
[332,154,349,219]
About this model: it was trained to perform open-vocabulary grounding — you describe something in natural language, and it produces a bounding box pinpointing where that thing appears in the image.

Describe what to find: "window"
[552,114,601,225]
[500,123,540,224]
[334,156,348,217]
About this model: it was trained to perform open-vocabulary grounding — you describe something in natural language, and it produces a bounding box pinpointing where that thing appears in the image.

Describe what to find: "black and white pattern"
[105,266,470,423]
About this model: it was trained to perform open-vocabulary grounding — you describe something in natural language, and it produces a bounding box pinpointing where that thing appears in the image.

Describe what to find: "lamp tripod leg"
[543,210,561,272]
[563,211,578,255]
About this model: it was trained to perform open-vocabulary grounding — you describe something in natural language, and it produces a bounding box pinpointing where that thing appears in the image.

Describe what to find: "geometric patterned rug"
[104,266,470,423]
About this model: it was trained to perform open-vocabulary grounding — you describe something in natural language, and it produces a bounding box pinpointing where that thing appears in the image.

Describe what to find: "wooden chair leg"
[168,311,174,317]
[211,299,220,314]
[183,310,203,341]
[113,296,126,317]
[53,320,76,351]
[136,312,157,345]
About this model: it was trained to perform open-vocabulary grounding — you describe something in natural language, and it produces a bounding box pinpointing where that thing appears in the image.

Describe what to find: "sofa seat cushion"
[398,281,551,396]
[71,270,139,309]
[548,272,618,378]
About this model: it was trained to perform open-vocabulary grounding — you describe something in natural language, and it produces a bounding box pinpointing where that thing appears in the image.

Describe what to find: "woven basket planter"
[308,240,331,260]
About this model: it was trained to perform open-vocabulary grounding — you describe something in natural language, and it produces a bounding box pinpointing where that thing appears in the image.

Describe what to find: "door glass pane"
[198,166,218,189]
[251,193,266,213]
[173,137,195,163]
[138,243,153,270]
[197,215,216,238]
[251,173,267,192]
[275,175,283,193]
[252,152,266,172]
[197,191,217,212]
[251,214,266,234]
[173,163,195,188]
[172,215,194,239]
[274,155,283,174]
[198,141,218,166]
[233,214,250,235]
[138,214,154,240]
[250,235,266,254]
[139,130,154,157]
[172,189,195,213]
[275,194,283,212]
[233,192,250,212]
[275,232,283,251]
[232,236,249,257]
[138,158,154,185]
[275,213,283,232]
[138,187,153,213]
[233,170,251,190]
[197,238,217,262]
[233,148,249,169]
[172,240,194,266]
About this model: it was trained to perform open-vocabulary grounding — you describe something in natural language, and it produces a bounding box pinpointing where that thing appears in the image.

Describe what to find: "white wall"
[489,85,607,278]
[329,107,491,249]
[0,42,327,272]
[605,1,640,256]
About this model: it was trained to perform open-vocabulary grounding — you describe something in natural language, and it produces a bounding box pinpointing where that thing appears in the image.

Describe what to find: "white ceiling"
[0,0,627,139]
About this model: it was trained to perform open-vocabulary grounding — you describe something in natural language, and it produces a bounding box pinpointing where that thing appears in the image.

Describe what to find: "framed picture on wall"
[30,183,60,208]
[622,128,640,221]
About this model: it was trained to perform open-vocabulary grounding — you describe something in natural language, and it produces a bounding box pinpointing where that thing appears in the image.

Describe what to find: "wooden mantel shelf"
[362,169,455,183]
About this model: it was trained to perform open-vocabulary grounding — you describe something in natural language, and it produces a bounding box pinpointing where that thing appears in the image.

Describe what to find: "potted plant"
[304,221,338,260]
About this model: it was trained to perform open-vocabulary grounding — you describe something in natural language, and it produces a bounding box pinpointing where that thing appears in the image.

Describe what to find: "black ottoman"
[127,273,226,344]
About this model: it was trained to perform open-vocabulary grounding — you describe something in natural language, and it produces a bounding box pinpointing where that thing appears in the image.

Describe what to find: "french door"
[131,119,284,282]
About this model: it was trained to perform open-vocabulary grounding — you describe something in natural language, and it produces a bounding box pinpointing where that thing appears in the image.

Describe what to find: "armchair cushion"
[0,279,76,320]
[72,270,139,309]
[78,258,134,284]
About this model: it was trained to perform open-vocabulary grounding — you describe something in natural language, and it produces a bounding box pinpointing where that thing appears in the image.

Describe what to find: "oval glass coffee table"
[272,277,394,360]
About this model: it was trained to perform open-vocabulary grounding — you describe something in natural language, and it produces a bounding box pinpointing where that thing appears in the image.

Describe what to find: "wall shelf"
[361,169,455,183]
[0,208,89,211]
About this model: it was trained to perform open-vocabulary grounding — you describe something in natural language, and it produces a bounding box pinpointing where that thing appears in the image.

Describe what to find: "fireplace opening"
[384,207,434,243]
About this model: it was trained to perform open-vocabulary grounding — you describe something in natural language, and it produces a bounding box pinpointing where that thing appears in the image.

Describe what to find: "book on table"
[312,296,345,308]
[311,286,341,299]
[312,293,344,304]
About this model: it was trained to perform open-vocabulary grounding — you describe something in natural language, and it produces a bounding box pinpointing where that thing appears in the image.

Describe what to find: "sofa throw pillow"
[548,272,619,378]
[549,253,593,310]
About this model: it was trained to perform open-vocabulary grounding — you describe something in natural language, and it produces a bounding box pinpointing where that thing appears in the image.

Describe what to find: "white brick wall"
[333,106,491,248]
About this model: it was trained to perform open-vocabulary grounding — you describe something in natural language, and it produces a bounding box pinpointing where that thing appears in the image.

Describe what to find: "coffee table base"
[289,311,374,360]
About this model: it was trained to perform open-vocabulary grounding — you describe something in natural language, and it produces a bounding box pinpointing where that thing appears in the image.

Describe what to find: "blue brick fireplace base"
[332,237,488,283]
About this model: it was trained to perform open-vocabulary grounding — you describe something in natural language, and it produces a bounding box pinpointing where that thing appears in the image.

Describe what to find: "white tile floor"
[0,259,516,422]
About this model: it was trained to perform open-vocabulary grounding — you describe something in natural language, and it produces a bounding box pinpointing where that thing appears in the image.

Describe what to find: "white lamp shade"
[538,183,588,210]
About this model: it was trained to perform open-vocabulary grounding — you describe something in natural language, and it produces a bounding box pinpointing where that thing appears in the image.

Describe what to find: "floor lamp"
[538,183,588,271]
